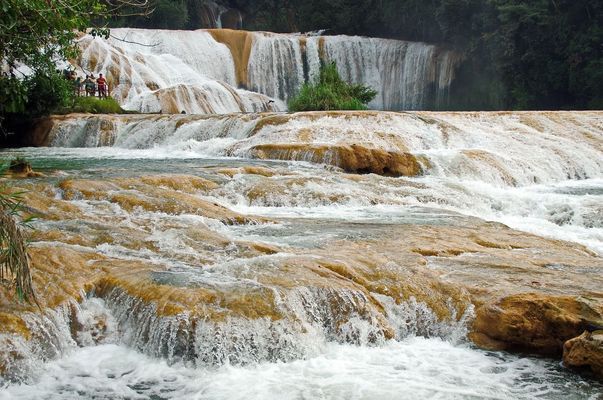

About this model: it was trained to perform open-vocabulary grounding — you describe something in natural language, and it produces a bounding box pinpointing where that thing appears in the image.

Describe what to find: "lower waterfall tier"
[1,110,602,393]
[1,170,602,384]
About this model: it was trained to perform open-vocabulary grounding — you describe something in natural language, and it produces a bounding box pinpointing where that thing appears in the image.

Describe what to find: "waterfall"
[40,111,603,189]
[2,109,602,396]
[77,29,282,114]
[74,28,459,113]
[247,33,306,102]
[316,36,455,110]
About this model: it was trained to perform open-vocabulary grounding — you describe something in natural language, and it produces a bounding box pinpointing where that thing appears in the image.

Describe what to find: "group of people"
[64,69,109,98]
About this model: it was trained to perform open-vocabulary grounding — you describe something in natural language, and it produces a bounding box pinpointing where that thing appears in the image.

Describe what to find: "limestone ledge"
[1,172,602,379]
[22,111,603,179]
[563,330,603,379]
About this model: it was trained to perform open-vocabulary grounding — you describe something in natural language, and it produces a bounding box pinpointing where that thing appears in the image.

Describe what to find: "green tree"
[110,0,188,29]
[0,0,108,128]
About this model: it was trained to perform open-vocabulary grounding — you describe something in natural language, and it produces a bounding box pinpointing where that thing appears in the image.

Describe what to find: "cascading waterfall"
[43,112,603,189]
[247,33,306,103]
[36,111,603,255]
[74,28,459,113]
[2,110,602,398]
[318,37,456,110]
[77,29,281,114]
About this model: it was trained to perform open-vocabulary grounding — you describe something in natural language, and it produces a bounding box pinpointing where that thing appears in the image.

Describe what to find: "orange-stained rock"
[248,143,422,177]
[207,29,254,88]
[470,294,603,355]
[563,330,603,379]
[58,176,268,225]
[3,159,44,179]
[214,166,277,178]
[1,168,602,378]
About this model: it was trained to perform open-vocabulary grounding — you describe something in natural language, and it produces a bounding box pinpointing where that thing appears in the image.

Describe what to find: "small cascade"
[97,287,469,367]
[0,286,468,383]
[0,297,117,382]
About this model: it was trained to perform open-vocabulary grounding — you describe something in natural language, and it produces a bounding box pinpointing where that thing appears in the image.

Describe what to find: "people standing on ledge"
[84,75,96,97]
[96,73,108,98]
[73,75,82,97]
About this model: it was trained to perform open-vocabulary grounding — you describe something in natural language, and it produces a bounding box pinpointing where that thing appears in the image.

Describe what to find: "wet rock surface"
[1,171,601,377]
[563,330,603,380]
[3,110,603,387]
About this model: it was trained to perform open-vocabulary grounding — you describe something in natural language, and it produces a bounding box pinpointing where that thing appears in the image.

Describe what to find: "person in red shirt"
[96,73,108,98]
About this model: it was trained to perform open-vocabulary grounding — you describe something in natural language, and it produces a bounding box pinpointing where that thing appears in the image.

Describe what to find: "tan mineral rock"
[563,330,603,379]
[1,169,602,378]
[470,294,602,355]
[249,143,422,177]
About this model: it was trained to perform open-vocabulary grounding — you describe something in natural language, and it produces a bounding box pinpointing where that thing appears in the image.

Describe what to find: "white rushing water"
[5,340,600,400]
[1,110,602,398]
[37,111,603,254]
[75,28,458,113]
[2,297,600,400]
[77,30,282,114]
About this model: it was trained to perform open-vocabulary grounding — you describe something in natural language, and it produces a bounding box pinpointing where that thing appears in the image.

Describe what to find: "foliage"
[288,62,377,112]
[0,166,36,302]
[61,96,127,114]
[25,72,75,117]
[0,0,106,126]
[0,0,146,134]
[109,0,188,29]
[378,0,603,110]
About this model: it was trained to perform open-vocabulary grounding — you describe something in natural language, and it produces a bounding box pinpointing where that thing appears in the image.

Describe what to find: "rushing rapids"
[75,28,458,113]
[1,110,603,398]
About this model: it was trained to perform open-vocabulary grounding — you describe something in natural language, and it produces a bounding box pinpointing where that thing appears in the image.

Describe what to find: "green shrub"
[0,183,36,303]
[288,62,377,112]
[24,72,74,117]
[62,96,127,114]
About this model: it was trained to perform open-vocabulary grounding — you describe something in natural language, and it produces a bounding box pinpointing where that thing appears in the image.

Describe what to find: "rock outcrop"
[563,330,603,379]
[470,294,602,355]
[248,143,423,176]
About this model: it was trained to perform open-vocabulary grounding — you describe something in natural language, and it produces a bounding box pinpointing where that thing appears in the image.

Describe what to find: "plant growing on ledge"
[0,171,36,303]
[60,97,128,115]
[288,62,377,112]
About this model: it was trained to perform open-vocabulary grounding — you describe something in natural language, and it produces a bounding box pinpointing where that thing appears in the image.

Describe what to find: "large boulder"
[470,294,603,355]
[563,330,603,380]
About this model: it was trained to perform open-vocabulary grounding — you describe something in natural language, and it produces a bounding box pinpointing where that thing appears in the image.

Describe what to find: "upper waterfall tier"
[75,29,458,114]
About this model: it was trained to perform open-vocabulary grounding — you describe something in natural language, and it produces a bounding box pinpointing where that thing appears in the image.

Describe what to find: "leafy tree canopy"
[0,0,143,134]
[0,0,106,116]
